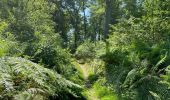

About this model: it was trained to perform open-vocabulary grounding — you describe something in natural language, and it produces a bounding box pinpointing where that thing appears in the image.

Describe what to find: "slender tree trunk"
[104,0,112,39]
[73,10,80,52]
[104,0,113,53]
[74,20,79,52]
[83,0,87,39]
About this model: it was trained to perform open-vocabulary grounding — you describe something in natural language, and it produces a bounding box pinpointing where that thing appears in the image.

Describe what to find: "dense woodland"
[0,0,170,100]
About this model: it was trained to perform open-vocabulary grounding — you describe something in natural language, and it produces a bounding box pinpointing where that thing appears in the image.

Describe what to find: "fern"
[123,68,138,87]
[0,57,81,99]
[149,91,161,100]
[155,52,168,69]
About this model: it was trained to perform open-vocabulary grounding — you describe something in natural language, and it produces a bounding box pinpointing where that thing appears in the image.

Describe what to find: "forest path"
[77,62,99,100]
[80,64,89,80]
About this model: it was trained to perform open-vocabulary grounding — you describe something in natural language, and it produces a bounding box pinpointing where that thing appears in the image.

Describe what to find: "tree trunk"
[104,0,113,54]
[83,0,87,39]
[104,0,112,39]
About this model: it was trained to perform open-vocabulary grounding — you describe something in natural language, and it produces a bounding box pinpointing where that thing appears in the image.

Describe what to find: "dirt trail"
[78,63,99,100]
[80,64,89,80]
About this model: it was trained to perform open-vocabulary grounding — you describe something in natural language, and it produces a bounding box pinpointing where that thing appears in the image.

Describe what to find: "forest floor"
[75,61,99,100]
[80,64,89,80]
[74,60,118,100]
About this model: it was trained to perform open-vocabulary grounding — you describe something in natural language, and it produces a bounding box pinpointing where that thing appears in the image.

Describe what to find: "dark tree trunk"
[104,0,112,39]
[83,0,87,39]
[104,0,113,54]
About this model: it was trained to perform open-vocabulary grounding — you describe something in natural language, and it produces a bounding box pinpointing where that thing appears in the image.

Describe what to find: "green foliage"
[0,57,81,100]
[149,91,161,100]
[100,0,170,99]
[76,40,96,60]
[0,21,24,57]
[92,80,118,100]
[29,37,73,77]
[0,0,169,99]
[76,40,106,61]
[0,21,12,56]
[0,0,56,42]
[0,0,66,73]
[0,1,85,99]
[82,79,118,100]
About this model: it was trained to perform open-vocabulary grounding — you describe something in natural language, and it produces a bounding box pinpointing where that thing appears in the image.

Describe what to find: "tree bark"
[104,0,113,54]
[104,0,112,39]
[83,0,87,39]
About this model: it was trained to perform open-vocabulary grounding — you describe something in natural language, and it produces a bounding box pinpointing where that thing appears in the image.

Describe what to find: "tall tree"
[83,0,87,39]
[104,0,113,39]
[89,0,105,41]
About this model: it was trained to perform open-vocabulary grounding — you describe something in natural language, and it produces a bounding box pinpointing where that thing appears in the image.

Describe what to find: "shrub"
[21,32,75,78]
[76,40,96,60]
[0,21,24,57]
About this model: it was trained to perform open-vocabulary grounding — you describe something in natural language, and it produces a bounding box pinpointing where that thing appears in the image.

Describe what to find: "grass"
[73,58,118,100]
[82,81,118,100]
[71,59,84,80]
[92,82,118,100]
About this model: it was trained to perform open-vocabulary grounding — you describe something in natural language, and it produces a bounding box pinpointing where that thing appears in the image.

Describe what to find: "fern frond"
[155,52,168,68]
[0,57,81,99]
[149,91,161,100]
[123,68,138,86]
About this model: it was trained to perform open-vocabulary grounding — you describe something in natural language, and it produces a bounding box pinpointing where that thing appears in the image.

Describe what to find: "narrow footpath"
[77,62,99,100]
[80,64,88,80]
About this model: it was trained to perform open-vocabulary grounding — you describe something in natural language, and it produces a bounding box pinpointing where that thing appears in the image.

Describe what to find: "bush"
[75,40,106,62]
[76,40,96,60]
[21,32,76,78]
[0,21,24,57]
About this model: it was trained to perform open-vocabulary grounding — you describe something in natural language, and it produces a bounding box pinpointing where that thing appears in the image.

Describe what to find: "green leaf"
[149,91,161,100]
[155,52,168,68]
